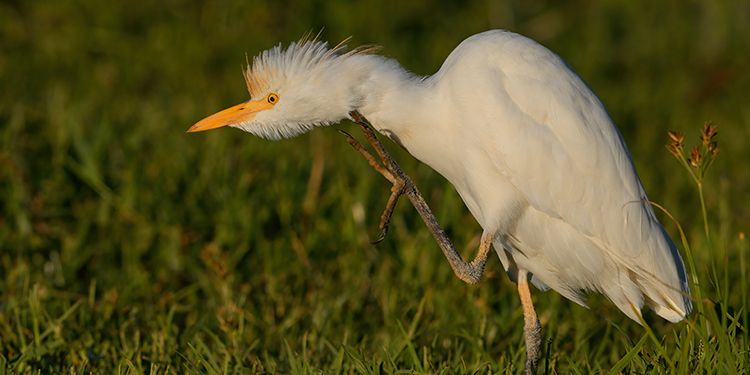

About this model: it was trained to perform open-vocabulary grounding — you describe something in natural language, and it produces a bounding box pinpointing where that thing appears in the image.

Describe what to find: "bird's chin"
[234,121,321,141]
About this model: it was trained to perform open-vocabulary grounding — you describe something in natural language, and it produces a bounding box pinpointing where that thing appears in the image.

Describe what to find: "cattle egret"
[189,30,692,373]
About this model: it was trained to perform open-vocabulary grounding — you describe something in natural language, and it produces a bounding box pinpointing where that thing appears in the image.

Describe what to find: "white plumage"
[189,29,691,370]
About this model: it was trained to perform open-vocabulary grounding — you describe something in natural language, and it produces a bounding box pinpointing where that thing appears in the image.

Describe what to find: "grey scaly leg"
[340,112,493,284]
[517,269,542,375]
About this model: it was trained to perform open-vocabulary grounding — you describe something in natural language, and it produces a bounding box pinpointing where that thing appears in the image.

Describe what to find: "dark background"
[1,1,748,372]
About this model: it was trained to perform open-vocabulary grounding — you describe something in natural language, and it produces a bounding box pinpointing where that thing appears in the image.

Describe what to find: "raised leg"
[517,269,542,375]
[340,112,493,284]
[338,129,403,243]
[372,178,405,243]
[338,129,396,183]
[343,112,541,371]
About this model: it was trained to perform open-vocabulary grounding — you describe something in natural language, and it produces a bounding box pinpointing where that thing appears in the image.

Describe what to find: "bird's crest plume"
[243,33,379,99]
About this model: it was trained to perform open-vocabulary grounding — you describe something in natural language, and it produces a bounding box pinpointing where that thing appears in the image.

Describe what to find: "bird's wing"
[470,32,690,320]
[488,40,646,253]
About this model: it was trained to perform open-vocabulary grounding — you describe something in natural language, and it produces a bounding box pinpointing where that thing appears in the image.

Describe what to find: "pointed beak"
[187,99,272,133]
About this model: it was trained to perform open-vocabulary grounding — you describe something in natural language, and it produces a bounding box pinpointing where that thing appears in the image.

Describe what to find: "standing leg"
[517,269,542,375]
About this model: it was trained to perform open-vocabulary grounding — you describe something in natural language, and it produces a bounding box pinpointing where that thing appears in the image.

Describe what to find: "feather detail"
[243,35,378,99]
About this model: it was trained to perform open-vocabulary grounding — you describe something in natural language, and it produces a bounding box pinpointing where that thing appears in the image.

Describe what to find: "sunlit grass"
[1,0,748,373]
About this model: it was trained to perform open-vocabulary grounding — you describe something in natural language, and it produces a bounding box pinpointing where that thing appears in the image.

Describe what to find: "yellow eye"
[267,93,279,104]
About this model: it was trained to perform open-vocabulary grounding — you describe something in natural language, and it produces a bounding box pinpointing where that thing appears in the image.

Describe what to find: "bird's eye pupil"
[268,93,278,104]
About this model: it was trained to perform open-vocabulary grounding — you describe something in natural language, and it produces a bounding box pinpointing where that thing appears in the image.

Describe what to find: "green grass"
[1,0,749,373]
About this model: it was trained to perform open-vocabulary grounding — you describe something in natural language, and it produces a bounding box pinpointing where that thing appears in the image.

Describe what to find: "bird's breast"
[395,123,526,233]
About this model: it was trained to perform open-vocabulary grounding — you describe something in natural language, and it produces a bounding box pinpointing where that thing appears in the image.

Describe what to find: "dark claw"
[371,227,389,244]
[337,129,358,142]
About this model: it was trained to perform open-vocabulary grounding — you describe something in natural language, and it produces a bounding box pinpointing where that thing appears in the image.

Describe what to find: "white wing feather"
[439,31,691,322]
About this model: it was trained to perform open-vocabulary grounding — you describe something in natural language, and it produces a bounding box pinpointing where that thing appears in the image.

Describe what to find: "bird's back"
[426,30,691,322]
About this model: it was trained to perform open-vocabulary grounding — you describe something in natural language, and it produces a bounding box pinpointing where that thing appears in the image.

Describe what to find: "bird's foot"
[341,111,491,285]
[372,178,405,243]
[337,125,406,243]
[523,317,542,375]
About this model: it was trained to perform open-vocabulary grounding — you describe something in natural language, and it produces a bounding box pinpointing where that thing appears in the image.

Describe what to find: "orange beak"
[187,98,274,132]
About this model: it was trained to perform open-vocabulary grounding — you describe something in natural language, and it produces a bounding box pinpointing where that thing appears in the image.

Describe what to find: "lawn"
[1,0,748,373]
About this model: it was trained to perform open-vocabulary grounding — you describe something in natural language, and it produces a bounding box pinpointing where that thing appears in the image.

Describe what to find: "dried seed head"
[668,121,720,180]
[667,144,679,158]
[702,121,718,147]
[689,146,701,168]
[667,130,685,158]
[668,130,685,145]
[711,146,720,157]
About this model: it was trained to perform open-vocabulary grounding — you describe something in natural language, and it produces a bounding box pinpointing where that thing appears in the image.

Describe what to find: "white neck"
[344,55,438,150]
[340,54,492,228]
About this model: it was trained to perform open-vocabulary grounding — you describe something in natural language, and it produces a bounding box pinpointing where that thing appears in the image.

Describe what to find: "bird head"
[188,37,375,140]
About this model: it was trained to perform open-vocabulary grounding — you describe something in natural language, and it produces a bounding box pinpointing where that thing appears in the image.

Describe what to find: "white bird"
[188,30,692,373]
